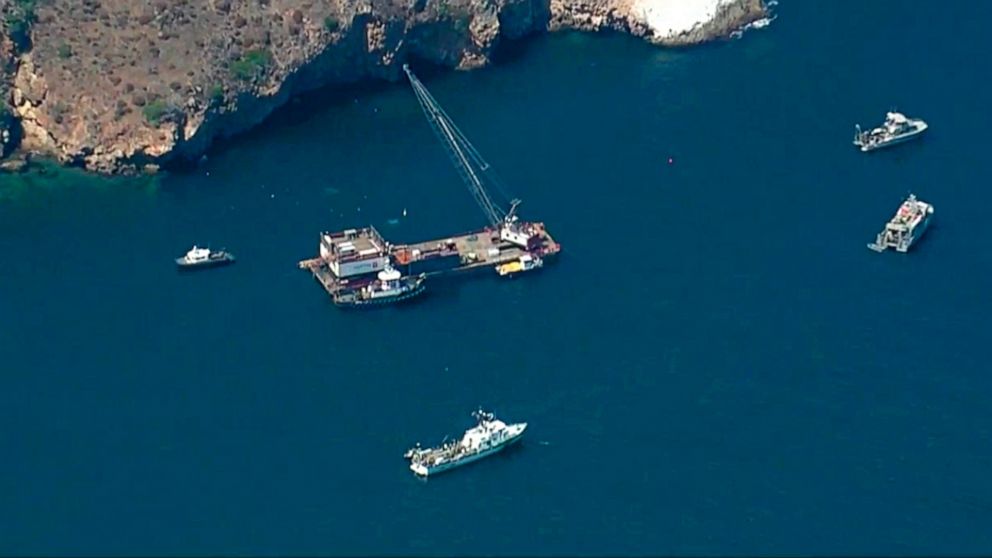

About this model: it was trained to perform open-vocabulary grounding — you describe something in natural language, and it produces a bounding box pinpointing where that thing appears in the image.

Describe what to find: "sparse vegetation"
[0,0,514,172]
[50,101,67,124]
[229,49,272,81]
[4,0,38,52]
[435,2,470,31]
[209,85,225,105]
[114,99,129,119]
[10,0,36,15]
[142,99,170,125]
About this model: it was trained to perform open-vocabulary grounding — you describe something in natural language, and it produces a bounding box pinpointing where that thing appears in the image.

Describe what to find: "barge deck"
[298,223,560,298]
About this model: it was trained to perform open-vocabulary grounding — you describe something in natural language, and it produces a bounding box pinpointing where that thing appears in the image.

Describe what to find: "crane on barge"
[403,64,537,250]
[297,67,560,304]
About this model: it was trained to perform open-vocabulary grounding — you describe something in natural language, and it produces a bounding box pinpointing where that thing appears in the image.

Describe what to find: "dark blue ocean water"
[3,1,992,554]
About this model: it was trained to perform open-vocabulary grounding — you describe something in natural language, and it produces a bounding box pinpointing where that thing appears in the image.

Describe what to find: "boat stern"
[410,462,430,477]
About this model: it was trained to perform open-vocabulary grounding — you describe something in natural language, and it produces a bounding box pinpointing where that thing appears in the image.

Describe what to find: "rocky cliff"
[0,0,766,174]
[0,0,26,163]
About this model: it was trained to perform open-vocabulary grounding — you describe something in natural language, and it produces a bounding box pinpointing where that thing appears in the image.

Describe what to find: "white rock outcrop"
[634,0,732,40]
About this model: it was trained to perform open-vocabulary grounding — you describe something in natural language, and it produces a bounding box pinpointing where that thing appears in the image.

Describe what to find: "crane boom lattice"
[403,64,513,229]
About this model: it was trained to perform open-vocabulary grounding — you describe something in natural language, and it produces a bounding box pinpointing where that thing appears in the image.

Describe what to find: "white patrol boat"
[404,409,527,477]
[175,245,235,270]
[854,111,928,152]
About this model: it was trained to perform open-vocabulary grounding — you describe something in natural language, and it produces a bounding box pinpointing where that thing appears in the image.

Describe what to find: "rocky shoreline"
[0,0,766,175]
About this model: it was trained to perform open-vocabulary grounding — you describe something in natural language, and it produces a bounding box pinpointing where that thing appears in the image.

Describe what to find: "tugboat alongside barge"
[404,409,527,477]
[332,267,426,307]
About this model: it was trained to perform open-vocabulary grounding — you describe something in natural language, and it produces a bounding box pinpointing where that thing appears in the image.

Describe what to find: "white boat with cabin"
[867,194,934,253]
[404,410,526,477]
[175,245,235,269]
[854,111,928,152]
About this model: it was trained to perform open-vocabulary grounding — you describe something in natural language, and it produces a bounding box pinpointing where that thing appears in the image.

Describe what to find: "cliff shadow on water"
[148,0,559,177]
[164,86,361,168]
[167,23,734,181]
[485,24,555,66]
[162,58,465,180]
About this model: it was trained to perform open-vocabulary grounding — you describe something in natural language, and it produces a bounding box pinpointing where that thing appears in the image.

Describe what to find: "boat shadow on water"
[871,142,930,161]
[408,264,555,309]
[908,221,938,252]
[345,289,434,312]
[866,220,939,256]
[176,264,236,273]
[175,260,237,273]
[854,131,930,161]
[348,277,514,311]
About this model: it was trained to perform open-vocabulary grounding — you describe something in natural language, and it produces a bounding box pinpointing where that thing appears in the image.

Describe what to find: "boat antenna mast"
[403,64,514,230]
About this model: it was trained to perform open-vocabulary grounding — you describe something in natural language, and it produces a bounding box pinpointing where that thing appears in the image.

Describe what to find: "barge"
[298,65,560,307]
[299,223,559,304]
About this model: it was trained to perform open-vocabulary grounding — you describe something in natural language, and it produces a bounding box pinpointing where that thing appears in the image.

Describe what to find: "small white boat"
[854,111,928,152]
[175,246,235,270]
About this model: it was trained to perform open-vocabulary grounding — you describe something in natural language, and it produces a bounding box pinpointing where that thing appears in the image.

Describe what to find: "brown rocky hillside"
[0,0,764,173]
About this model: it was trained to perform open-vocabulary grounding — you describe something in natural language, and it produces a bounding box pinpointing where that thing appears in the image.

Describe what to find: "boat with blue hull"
[404,410,526,477]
